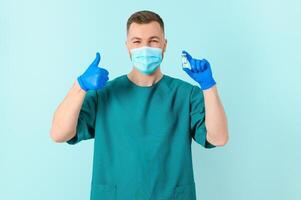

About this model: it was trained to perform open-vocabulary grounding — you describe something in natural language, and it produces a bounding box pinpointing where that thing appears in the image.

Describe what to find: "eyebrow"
[130,36,160,41]
[149,36,160,40]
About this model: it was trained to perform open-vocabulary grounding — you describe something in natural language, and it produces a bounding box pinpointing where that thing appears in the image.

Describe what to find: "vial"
[181,53,191,69]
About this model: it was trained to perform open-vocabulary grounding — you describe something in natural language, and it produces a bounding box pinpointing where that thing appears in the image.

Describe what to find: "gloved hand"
[77,52,109,92]
[182,50,216,90]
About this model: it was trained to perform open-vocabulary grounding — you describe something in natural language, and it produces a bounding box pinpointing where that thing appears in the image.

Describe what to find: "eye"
[133,41,140,44]
[151,40,158,43]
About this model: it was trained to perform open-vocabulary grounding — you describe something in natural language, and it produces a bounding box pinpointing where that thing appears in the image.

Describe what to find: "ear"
[161,39,167,60]
[163,38,167,53]
[125,40,128,49]
[125,40,130,56]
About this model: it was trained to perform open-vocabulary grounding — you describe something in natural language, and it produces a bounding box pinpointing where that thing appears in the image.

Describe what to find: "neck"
[127,68,163,87]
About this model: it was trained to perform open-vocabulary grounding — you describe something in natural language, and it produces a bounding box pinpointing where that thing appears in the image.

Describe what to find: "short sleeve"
[189,85,216,149]
[66,90,98,145]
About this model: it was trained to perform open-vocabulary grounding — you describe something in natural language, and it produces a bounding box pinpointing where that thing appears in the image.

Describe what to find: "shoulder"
[96,74,126,96]
[164,74,199,93]
[104,74,125,87]
[165,75,204,103]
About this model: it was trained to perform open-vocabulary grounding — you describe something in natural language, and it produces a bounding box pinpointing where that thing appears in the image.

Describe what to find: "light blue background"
[1,0,300,199]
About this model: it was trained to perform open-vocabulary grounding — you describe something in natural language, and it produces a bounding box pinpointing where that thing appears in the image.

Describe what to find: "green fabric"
[67,74,216,200]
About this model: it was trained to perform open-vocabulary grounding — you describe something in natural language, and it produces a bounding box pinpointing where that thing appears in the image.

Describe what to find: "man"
[50,10,229,200]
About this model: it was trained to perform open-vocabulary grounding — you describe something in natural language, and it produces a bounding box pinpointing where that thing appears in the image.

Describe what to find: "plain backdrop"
[1,0,300,199]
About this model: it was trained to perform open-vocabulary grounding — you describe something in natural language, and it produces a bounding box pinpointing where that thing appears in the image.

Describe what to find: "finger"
[199,60,205,72]
[190,59,197,72]
[99,67,109,76]
[91,52,101,66]
[201,59,209,72]
[95,67,109,77]
[99,77,108,85]
[182,67,193,77]
[182,50,193,63]
[196,60,201,72]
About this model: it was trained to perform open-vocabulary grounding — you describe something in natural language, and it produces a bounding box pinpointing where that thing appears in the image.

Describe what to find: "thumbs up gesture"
[77,52,109,92]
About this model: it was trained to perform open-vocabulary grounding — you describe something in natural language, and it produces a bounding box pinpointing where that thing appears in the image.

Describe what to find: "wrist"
[74,78,87,93]
[76,76,88,92]
[197,78,216,90]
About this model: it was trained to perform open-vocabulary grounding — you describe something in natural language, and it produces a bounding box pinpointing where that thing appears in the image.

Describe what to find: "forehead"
[127,21,164,40]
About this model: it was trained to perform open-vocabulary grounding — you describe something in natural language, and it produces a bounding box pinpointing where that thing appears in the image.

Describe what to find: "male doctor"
[50,10,229,200]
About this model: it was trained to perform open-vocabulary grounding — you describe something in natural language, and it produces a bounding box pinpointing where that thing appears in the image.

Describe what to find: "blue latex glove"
[182,50,216,90]
[77,52,109,91]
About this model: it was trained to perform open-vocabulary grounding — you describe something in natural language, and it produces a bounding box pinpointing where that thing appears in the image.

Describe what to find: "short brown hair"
[127,10,164,34]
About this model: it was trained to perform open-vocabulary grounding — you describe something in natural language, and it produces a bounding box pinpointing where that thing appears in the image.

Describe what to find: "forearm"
[203,85,229,146]
[50,80,86,143]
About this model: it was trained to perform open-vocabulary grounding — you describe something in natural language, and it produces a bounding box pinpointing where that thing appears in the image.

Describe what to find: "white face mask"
[130,46,163,74]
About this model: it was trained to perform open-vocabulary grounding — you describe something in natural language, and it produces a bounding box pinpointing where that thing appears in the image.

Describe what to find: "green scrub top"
[67,74,216,200]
